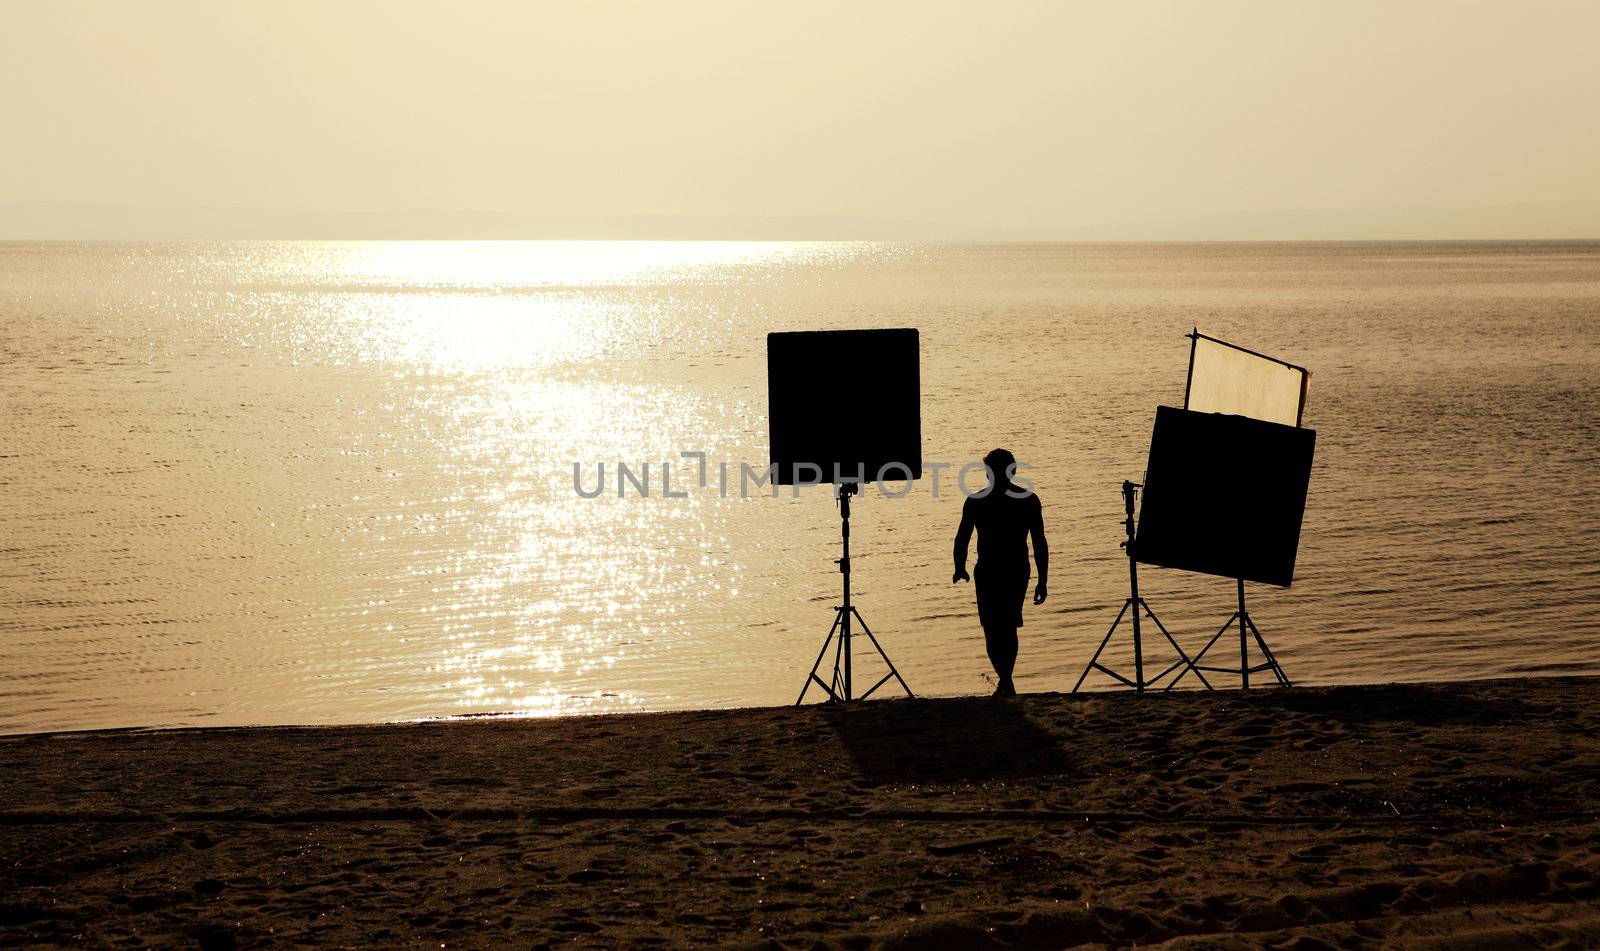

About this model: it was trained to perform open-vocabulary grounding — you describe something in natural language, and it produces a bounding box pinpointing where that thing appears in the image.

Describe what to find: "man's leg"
[982,622,1018,695]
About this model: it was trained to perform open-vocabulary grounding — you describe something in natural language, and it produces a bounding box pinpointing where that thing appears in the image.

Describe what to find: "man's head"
[983,448,1016,485]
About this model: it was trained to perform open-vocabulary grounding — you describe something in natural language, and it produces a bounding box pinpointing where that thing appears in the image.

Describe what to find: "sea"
[3,241,1598,734]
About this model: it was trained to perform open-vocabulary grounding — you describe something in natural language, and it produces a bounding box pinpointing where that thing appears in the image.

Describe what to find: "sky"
[2,0,1597,239]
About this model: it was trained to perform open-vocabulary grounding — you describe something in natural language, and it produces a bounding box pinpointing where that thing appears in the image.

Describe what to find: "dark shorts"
[974,563,1029,630]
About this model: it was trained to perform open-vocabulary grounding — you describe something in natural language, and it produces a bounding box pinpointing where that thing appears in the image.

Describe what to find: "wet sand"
[3,677,1599,948]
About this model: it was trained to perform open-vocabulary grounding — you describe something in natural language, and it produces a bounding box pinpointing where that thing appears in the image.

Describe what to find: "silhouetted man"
[952,448,1048,697]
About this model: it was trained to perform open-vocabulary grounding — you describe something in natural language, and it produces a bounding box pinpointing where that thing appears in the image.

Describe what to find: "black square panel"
[1135,405,1315,587]
[767,329,921,485]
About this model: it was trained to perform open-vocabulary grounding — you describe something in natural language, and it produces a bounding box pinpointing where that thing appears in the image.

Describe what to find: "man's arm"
[1030,497,1048,604]
[952,498,974,583]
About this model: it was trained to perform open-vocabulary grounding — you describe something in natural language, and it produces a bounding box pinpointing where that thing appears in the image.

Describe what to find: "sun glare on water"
[308,241,823,373]
[294,241,830,721]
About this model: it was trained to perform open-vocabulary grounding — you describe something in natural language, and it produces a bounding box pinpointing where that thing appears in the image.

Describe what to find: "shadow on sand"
[819,696,1066,786]
[1254,681,1547,727]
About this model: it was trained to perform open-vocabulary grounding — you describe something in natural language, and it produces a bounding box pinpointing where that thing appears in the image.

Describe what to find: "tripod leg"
[1136,602,1183,688]
[1073,600,1130,693]
[1246,615,1291,687]
[1170,612,1237,689]
[796,608,843,705]
[1144,603,1213,691]
[850,607,914,699]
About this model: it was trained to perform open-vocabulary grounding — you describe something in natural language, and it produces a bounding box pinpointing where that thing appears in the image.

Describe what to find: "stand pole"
[1130,520,1145,690]
[1073,481,1206,693]
[1238,578,1248,690]
[797,484,913,704]
[841,486,853,699]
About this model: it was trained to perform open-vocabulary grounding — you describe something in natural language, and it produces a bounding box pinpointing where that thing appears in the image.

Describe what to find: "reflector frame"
[1184,331,1309,427]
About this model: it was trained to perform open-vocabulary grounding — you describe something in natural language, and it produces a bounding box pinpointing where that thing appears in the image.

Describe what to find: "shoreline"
[10,671,1594,742]
[5,676,1598,947]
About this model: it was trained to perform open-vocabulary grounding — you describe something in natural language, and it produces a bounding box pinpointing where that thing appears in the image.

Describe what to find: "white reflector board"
[1185,333,1308,427]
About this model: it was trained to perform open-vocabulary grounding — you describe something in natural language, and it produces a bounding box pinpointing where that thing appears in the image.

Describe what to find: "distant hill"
[0,203,965,241]
[2,200,1596,241]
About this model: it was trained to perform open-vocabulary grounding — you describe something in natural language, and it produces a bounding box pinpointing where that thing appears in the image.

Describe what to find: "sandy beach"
[4,677,1598,948]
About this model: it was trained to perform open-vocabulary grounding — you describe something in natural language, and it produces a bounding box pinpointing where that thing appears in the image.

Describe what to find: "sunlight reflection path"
[318,242,824,720]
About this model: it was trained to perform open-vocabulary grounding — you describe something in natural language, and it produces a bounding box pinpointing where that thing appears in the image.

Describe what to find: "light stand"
[1074,481,1207,693]
[796,482,913,704]
[1168,578,1290,689]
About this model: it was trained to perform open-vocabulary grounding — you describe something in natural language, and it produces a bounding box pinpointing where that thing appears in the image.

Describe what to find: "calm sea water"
[2,241,1598,734]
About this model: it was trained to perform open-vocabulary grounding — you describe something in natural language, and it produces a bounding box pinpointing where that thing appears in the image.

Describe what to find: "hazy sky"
[3,1,1597,238]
